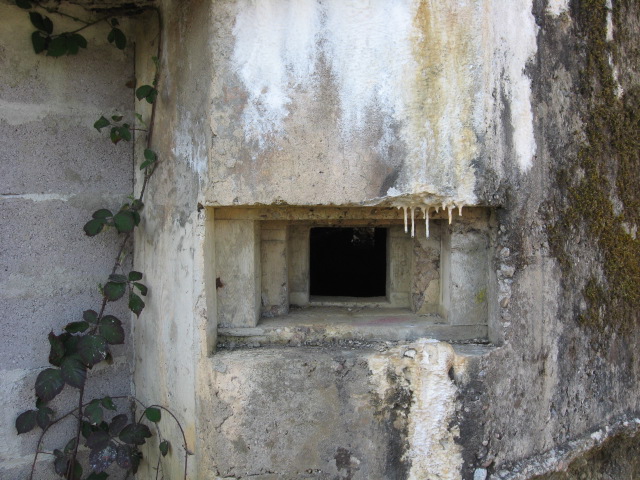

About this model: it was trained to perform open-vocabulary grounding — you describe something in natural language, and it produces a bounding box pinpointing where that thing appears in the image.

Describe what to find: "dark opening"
[309,227,387,297]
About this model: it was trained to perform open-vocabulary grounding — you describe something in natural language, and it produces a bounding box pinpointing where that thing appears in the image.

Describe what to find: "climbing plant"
[12,1,188,479]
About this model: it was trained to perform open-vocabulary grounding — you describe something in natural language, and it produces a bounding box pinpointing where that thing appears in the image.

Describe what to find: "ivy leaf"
[29,12,46,32]
[48,331,66,366]
[135,85,153,101]
[78,334,108,366]
[110,126,122,144]
[100,315,125,344]
[116,444,139,470]
[108,273,127,284]
[133,282,147,296]
[71,33,87,49]
[92,209,112,219]
[64,437,77,454]
[65,321,89,334]
[54,455,67,476]
[128,271,143,281]
[16,0,32,9]
[84,400,103,425]
[159,440,170,457]
[119,124,132,141]
[94,116,110,131]
[81,420,93,439]
[83,309,98,324]
[84,218,105,237]
[90,442,117,472]
[109,414,128,436]
[15,410,37,434]
[119,423,152,445]
[108,27,126,50]
[31,31,47,54]
[111,115,123,122]
[35,368,64,402]
[101,396,116,411]
[61,355,87,388]
[104,281,126,301]
[113,211,135,233]
[36,406,54,429]
[86,471,109,480]
[65,34,81,55]
[86,430,110,450]
[128,292,145,317]
[144,407,161,423]
[46,35,68,57]
[140,148,157,170]
[110,18,119,27]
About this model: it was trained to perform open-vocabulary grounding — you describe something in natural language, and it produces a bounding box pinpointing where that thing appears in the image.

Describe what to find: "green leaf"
[54,455,67,476]
[113,28,126,50]
[65,321,89,334]
[101,396,116,411]
[109,126,121,144]
[159,440,170,457]
[119,125,132,141]
[110,18,119,27]
[108,273,127,284]
[48,331,65,366]
[29,12,45,31]
[131,199,144,211]
[84,218,105,236]
[100,316,125,344]
[128,271,143,281]
[15,410,37,434]
[86,472,109,480]
[135,85,153,101]
[72,33,87,49]
[145,88,158,104]
[62,334,80,356]
[94,116,110,131]
[86,430,110,450]
[81,420,93,439]
[109,414,128,436]
[16,0,32,9]
[84,400,103,425]
[103,281,126,301]
[83,309,98,324]
[144,407,161,423]
[132,210,141,226]
[64,437,77,454]
[133,282,147,296]
[46,35,68,57]
[92,209,112,219]
[111,115,123,122]
[135,112,145,124]
[36,406,53,429]
[144,149,157,161]
[113,211,135,233]
[119,423,152,445]
[42,16,53,35]
[77,335,108,366]
[31,31,47,54]
[66,34,80,55]
[35,368,64,402]
[61,355,86,388]
[128,292,145,316]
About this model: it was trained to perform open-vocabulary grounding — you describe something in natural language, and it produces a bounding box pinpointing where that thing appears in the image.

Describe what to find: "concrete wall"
[0,2,135,478]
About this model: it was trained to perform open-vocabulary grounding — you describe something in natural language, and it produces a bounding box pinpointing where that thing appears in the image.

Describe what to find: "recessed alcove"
[211,206,495,346]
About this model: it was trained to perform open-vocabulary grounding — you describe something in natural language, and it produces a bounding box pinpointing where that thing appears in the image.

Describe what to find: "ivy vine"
[12,2,188,479]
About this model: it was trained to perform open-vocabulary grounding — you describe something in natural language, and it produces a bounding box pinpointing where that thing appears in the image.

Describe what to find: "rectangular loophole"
[309,227,387,298]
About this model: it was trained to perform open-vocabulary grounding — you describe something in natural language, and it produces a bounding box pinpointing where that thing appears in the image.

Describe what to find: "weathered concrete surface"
[0,2,135,478]
[204,0,537,209]
[199,340,482,480]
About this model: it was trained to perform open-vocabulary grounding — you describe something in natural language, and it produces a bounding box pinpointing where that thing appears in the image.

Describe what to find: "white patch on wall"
[546,0,570,17]
[173,111,208,176]
[491,0,538,172]
[231,0,415,145]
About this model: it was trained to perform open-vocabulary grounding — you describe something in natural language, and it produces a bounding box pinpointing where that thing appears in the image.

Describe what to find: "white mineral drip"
[424,207,430,238]
[458,202,464,216]
[410,206,415,238]
[403,206,408,233]
[447,204,453,224]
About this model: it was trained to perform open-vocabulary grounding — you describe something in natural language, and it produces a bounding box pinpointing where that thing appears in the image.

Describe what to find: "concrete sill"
[216,307,488,348]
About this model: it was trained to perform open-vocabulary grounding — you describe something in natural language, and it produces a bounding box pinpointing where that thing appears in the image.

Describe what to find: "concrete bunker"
[212,205,495,347]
